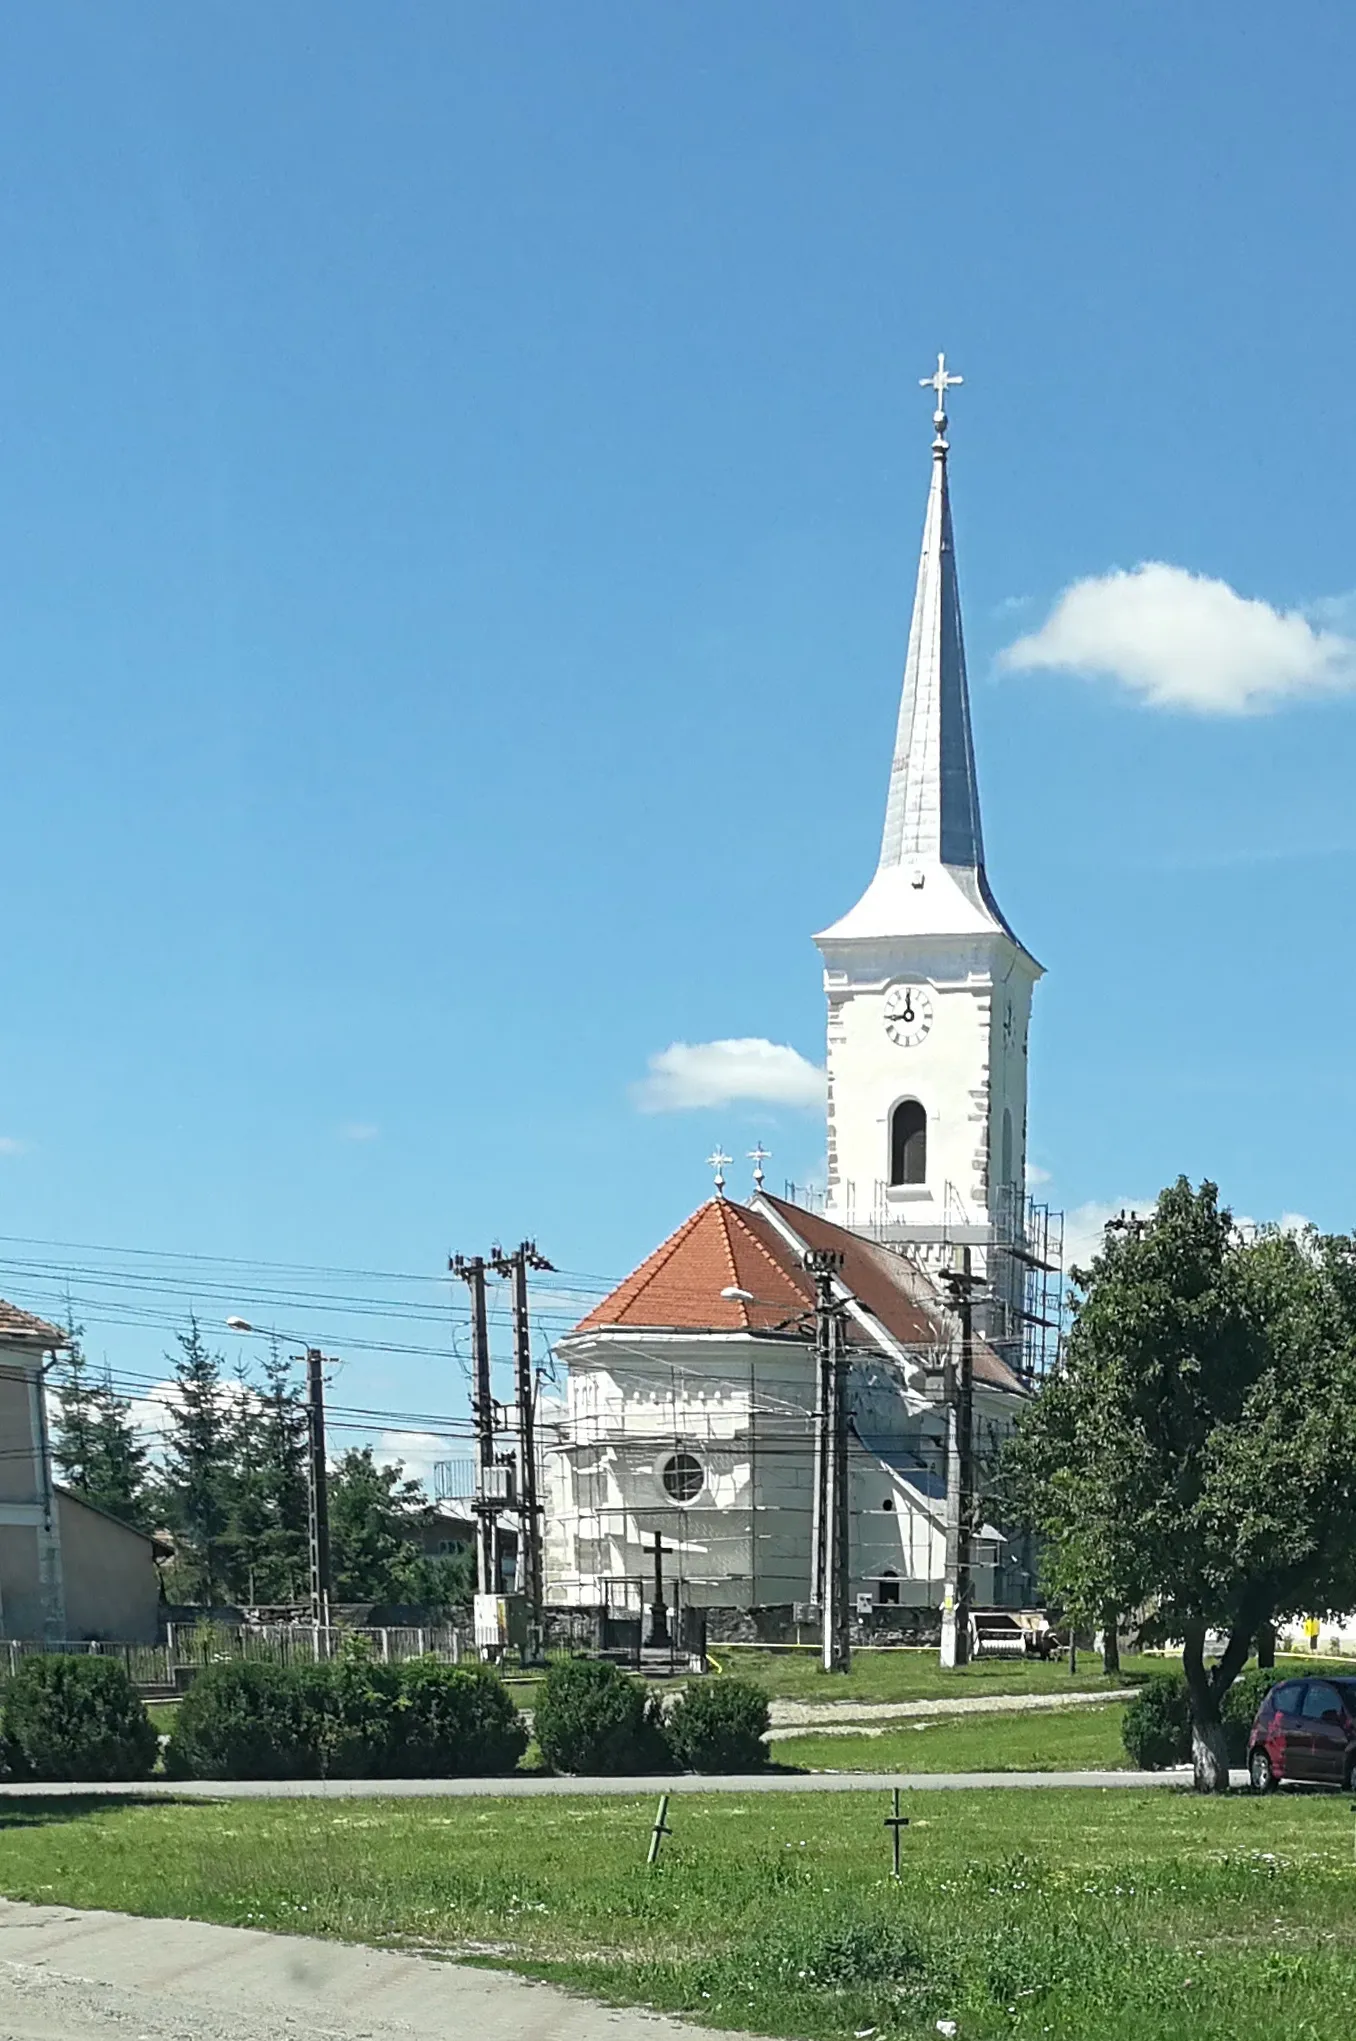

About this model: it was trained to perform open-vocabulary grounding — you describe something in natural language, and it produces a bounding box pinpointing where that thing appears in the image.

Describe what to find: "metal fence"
[1,1624,474,1685]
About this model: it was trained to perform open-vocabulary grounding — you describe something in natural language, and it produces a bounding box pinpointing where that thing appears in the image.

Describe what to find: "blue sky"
[3,4,1355,1453]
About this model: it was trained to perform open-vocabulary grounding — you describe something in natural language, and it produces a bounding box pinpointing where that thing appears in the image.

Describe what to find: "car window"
[1301,1681,1344,1721]
[1271,1681,1303,1715]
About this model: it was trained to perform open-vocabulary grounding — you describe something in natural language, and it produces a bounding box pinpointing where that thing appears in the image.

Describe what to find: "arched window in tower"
[889,1100,927,1187]
[1001,1106,1014,1191]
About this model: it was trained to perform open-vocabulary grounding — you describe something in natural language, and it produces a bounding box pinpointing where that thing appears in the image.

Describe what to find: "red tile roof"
[570,1193,1021,1394]
[0,1299,67,1346]
[573,1199,812,1335]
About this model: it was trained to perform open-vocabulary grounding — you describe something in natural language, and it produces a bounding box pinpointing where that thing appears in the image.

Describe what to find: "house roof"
[570,1191,1022,1395]
[0,1299,67,1347]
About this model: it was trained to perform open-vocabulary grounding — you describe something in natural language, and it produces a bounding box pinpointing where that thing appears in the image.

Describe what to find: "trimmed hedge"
[1,1654,157,1783]
[163,1651,528,1781]
[533,1657,668,1775]
[1121,1674,1191,1770]
[667,1676,769,1772]
[1120,1664,1282,1771]
[164,1660,329,1780]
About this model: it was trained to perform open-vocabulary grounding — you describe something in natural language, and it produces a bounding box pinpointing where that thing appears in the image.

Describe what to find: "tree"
[51,1316,152,1532]
[219,1349,310,1606]
[159,1318,235,1606]
[1004,1178,1356,1790]
[327,1447,469,1609]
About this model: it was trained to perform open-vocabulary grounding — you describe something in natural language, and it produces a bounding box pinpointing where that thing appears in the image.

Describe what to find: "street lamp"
[226,1317,334,1628]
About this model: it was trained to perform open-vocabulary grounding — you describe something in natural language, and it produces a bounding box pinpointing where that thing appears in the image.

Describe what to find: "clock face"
[883,982,933,1048]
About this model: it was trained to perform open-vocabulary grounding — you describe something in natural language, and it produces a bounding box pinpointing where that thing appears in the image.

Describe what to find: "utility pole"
[490,1239,553,1622]
[806,1249,850,1674]
[939,1247,981,1670]
[303,1347,333,1628]
[451,1253,499,1596]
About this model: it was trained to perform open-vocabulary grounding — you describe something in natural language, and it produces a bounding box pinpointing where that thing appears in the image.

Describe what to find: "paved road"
[0,1766,1227,1799]
[0,1898,758,2041]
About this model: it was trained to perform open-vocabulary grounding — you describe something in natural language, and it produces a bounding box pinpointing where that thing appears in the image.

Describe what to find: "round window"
[661,1451,703,1503]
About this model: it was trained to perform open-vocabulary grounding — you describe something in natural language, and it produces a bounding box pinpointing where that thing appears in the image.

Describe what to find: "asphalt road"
[0,1899,751,2041]
[0,1766,1227,1799]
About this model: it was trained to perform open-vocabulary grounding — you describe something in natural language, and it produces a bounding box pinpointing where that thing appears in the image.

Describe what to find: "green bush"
[667,1676,769,1771]
[318,1644,404,1778]
[1121,1673,1191,1769]
[0,1653,157,1783]
[164,1660,328,1781]
[394,1658,527,1776]
[163,1651,529,1781]
[533,1657,668,1775]
[1222,1666,1280,1767]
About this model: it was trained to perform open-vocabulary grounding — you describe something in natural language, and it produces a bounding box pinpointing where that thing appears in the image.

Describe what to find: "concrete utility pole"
[806,1249,851,1674]
[939,1247,981,1669]
[451,1253,499,1596]
[304,1346,333,1627]
[490,1239,553,1621]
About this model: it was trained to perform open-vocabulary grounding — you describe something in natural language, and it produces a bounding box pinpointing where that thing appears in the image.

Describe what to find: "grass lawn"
[2,1787,1353,2040]
[774,1700,1129,1773]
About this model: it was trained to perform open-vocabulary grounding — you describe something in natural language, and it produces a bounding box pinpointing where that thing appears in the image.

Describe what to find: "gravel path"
[0,1899,763,2041]
[764,1686,1134,1732]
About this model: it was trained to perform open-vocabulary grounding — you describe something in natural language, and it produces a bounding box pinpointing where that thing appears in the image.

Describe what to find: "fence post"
[417,1627,426,1657]
[381,1628,390,1663]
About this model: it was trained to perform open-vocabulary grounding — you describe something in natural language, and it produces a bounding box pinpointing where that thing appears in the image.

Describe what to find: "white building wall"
[542,1331,1017,1615]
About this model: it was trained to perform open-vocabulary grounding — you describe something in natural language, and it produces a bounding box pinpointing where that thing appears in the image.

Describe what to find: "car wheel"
[1249,1747,1276,1794]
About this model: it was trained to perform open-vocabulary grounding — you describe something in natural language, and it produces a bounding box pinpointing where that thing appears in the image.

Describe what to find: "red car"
[1247,1674,1356,1791]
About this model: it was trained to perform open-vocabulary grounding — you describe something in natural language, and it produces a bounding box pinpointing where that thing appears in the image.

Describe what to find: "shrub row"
[533,1658,770,1774]
[1120,1666,1278,1770]
[0,1650,771,1782]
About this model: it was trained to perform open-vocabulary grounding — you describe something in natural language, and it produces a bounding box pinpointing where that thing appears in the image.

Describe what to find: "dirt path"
[0,1899,764,2041]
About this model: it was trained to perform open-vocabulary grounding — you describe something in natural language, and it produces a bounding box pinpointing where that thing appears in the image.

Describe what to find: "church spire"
[816,353,1027,949]
[878,353,984,877]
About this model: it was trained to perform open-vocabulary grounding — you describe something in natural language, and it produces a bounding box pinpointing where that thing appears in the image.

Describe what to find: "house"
[0,1301,161,1643]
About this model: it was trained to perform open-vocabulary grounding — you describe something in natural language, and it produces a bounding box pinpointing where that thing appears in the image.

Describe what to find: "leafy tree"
[327,1447,468,1609]
[51,1316,152,1532]
[1004,1178,1356,1790]
[159,1318,236,1606]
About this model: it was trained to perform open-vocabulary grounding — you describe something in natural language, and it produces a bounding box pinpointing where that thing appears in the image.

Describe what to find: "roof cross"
[921,350,963,416]
[706,1146,733,1197]
[748,1142,771,1190]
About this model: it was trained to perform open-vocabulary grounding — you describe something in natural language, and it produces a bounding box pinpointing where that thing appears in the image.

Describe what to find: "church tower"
[815,358,1042,1303]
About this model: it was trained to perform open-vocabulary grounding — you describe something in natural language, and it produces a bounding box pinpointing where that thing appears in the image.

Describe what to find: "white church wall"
[541,1330,979,1614]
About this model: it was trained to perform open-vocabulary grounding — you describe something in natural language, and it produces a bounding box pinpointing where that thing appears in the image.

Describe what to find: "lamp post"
[226,1318,334,1626]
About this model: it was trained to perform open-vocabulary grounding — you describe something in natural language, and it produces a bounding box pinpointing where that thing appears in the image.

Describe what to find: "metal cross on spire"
[706,1146,733,1197]
[921,351,963,413]
[921,351,963,450]
[747,1142,771,1190]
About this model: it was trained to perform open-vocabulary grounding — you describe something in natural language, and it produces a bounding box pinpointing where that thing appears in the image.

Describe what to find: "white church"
[541,361,1060,1638]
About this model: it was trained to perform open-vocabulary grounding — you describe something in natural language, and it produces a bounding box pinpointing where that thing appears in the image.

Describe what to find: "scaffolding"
[781,1177,1065,1383]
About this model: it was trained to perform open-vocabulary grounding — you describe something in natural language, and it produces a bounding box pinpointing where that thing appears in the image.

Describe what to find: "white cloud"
[1025,1162,1051,1187]
[633,1038,826,1113]
[375,1429,447,1488]
[0,1137,27,1156]
[339,1122,380,1142]
[1062,1199,1158,1273]
[1001,562,1356,715]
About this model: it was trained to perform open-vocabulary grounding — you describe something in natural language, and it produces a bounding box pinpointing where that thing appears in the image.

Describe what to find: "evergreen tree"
[159,1317,235,1606]
[51,1313,101,1494]
[52,1314,152,1531]
[222,1346,309,1606]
